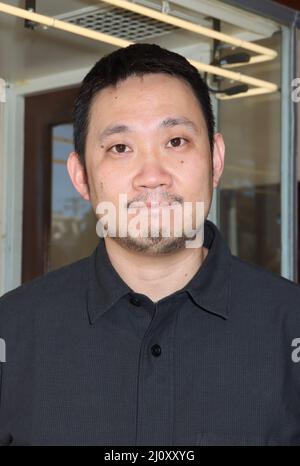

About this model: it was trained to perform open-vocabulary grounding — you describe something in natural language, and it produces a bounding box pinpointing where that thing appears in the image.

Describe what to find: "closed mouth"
[145,201,172,208]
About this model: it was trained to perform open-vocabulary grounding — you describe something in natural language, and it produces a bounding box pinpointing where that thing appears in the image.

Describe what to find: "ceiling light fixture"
[0,1,279,100]
[100,0,278,67]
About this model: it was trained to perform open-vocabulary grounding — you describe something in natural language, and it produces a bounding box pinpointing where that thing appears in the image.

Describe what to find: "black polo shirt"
[0,219,300,446]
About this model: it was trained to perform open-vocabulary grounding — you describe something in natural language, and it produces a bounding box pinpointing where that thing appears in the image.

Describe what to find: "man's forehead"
[88,73,205,132]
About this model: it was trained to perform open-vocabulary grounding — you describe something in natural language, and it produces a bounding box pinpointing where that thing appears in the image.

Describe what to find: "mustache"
[127,192,184,209]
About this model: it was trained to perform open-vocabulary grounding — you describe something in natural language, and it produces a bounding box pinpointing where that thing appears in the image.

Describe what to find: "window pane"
[218,33,281,274]
[49,124,98,271]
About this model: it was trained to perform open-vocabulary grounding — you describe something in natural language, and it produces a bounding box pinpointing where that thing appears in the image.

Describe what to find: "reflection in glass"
[49,124,99,271]
[218,33,282,274]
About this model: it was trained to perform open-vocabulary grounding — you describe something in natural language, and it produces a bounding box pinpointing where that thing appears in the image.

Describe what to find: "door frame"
[0,67,89,294]
[22,87,81,283]
[280,24,298,281]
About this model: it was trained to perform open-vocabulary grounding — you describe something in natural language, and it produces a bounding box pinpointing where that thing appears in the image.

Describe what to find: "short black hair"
[73,43,215,169]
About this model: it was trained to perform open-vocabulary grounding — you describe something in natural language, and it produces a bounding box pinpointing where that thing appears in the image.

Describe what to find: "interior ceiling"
[0,0,280,83]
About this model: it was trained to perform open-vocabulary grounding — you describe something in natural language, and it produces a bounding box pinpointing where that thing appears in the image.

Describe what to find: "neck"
[103,237,209,302]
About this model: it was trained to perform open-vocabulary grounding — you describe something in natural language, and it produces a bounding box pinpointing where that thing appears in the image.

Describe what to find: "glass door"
[217,30,284,276]
[22,87,98,282]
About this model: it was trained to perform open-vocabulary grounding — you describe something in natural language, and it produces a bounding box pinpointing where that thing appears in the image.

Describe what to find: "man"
[0,43,300,446]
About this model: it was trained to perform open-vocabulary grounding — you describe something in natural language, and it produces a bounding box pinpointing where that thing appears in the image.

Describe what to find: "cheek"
[179,155,212,197]
[91,168,131,204]
[182,151,210,177]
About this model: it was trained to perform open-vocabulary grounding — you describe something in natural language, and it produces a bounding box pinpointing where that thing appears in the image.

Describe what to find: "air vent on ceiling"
[55,4,178,41]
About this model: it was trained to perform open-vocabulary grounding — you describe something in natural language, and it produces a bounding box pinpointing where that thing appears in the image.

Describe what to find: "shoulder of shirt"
[230,253,299,288]
[229,253,300,311]
[0,255,90,318]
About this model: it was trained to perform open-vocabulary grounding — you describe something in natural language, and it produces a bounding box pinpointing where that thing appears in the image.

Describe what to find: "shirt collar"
[87,235,132,325]
[184,220,232,320]
[87,219,232,325]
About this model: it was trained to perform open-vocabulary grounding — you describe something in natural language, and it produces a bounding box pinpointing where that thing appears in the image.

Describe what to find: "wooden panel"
[273,0,300,10]
[22,87,80,283]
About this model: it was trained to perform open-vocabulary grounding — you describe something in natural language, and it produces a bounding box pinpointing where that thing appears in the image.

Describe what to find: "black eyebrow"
[160,117,199,133]
[99,124,130,142]
[98,116,199,142]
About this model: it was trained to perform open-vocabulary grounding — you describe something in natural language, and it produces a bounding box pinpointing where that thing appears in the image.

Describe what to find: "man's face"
[68,72,225,254]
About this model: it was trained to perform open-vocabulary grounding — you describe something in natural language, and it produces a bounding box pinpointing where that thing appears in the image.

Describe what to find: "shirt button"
[129,295,141,306]
[151,344,161,357]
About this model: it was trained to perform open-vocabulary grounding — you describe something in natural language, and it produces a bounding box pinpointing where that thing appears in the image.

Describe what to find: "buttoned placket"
[131,293,183,446]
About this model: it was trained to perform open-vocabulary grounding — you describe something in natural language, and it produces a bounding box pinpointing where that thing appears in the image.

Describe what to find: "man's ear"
[67,151,90,201]
[212,133,225,188]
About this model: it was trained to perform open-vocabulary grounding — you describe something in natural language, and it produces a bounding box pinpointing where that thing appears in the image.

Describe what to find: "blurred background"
[0,0,299,294]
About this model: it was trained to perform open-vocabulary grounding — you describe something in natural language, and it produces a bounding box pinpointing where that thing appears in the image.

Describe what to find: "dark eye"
[110,144,130,154]
[167,137,188,148]
[108,144,129,154]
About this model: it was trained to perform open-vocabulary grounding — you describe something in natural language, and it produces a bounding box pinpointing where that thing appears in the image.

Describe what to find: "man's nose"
[132,157,173,191]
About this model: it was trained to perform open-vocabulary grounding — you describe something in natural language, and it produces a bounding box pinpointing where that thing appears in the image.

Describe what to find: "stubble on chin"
[112,233,193,255]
